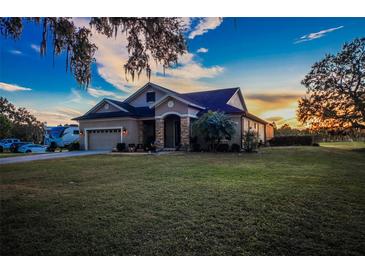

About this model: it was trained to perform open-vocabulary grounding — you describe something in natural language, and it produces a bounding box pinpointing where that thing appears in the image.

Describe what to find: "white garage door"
[88,129,121,150]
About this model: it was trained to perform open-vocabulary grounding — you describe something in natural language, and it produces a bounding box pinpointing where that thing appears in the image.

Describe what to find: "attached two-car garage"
[87,128,122,150]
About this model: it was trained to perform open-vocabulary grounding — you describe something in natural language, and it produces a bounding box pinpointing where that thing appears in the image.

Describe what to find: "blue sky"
[1,17,364,126]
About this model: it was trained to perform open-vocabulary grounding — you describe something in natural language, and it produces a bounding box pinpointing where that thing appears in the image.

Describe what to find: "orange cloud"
[245,91,305,128]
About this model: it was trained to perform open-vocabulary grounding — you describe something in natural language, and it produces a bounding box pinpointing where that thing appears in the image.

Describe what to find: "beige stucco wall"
[242,117,266,142]
[79,118,139,149]
[155,98,189,117]
[95,102,120,113]
[128,87,166,107]
[266,124,274,140]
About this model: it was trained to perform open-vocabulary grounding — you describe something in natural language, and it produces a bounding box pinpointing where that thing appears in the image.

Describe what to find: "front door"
[174,120,181,147]
[164,115,181,148]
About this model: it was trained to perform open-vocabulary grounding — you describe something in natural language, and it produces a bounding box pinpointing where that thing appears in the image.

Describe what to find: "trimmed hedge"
[216,143,229,152]
[269,135,313,146]
[116,143,126,152]
[231,143,241,152]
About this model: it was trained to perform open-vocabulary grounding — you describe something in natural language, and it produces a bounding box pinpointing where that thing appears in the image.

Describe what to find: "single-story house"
[73,82,274,150]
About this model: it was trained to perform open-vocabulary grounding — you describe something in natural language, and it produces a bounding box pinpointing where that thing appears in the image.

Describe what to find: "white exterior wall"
[227,91,244,110]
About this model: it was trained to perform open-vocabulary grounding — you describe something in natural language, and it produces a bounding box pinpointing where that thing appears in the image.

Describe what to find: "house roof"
[179,87,245,114]
[73,83,268,124]
[73,99,154,120]
[245,112,269,124]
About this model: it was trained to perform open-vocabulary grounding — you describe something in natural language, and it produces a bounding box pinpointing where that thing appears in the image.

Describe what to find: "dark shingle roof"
[180,87,244,114]
[73,98,154,120]
[73,84,267,124]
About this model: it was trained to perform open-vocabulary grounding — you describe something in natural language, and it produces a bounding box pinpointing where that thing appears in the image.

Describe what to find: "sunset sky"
[1,17,365,127]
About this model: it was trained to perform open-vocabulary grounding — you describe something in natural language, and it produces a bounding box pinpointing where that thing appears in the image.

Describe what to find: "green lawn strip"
[0,153,28,158]
[1,145,364,255]
[319,141,365,150]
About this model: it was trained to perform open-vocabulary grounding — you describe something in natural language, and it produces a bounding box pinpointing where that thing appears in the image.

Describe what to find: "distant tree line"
[274,123,364,141]
[0,97,44,143]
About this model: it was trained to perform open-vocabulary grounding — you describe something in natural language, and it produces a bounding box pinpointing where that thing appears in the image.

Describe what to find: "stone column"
[138,120,144,144]
[155,118,164,149]
[180,117,190,149]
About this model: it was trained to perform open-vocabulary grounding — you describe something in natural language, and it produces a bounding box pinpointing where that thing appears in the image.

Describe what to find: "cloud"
[180,17,192,31]
[68,89,82,103]
[295,26,344,44]
[197,48,208,53]
[30,44,40,53]
[87,87,124,100]
[29,109,74,125]
[72,18,225,94]
[56,107,82,116]
[189,17,223,39]
[0,82,31,92]
[9,49,22,55]
[244,90,305,128]
[245,93,301,103]
[264,116,285,122]
[67,88,97,107]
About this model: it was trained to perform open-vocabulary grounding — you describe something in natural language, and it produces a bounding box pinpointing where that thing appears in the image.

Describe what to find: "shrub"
[231,143,241,152]
[69,142,80,151]
[216,143,229,152]
[128,143,136,152]
[116,143,126,152]
[144,136,155,151]
[192,111,236,152]
[191,143,201,152]
[243,129,258,152]
[269,136,313,146]
[149,143,156,152]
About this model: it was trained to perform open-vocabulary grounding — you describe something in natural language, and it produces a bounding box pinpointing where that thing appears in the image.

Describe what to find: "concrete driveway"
[0,150,109,165]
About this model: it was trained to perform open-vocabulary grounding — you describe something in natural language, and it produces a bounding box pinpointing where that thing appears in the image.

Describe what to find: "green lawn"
[319,141,365,150]
[0,153,27,158]
[1,146,364,255]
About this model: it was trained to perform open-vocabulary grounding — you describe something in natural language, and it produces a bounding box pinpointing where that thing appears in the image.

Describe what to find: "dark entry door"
[174,120,181,147]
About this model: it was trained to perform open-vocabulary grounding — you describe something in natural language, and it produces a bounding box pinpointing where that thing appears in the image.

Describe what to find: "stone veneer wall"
[155,118,164,149]
[180,117,190,148]
[137,120,143,144]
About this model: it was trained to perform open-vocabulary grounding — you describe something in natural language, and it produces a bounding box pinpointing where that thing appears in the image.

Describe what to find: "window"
[146,92,155,102]
[73,130,80,135]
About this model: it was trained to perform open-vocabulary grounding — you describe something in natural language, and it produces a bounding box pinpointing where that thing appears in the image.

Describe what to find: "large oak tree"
[297,38,365,131]
[0,17,187,87]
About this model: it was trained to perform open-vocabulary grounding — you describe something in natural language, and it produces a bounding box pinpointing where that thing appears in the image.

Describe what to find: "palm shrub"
[243,129,259,152]
[192,111,236,152]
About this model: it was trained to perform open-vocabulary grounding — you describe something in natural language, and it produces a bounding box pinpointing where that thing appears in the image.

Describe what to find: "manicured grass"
[1,146,364,255]
[0,153,27,158]
[319,141,365,150]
